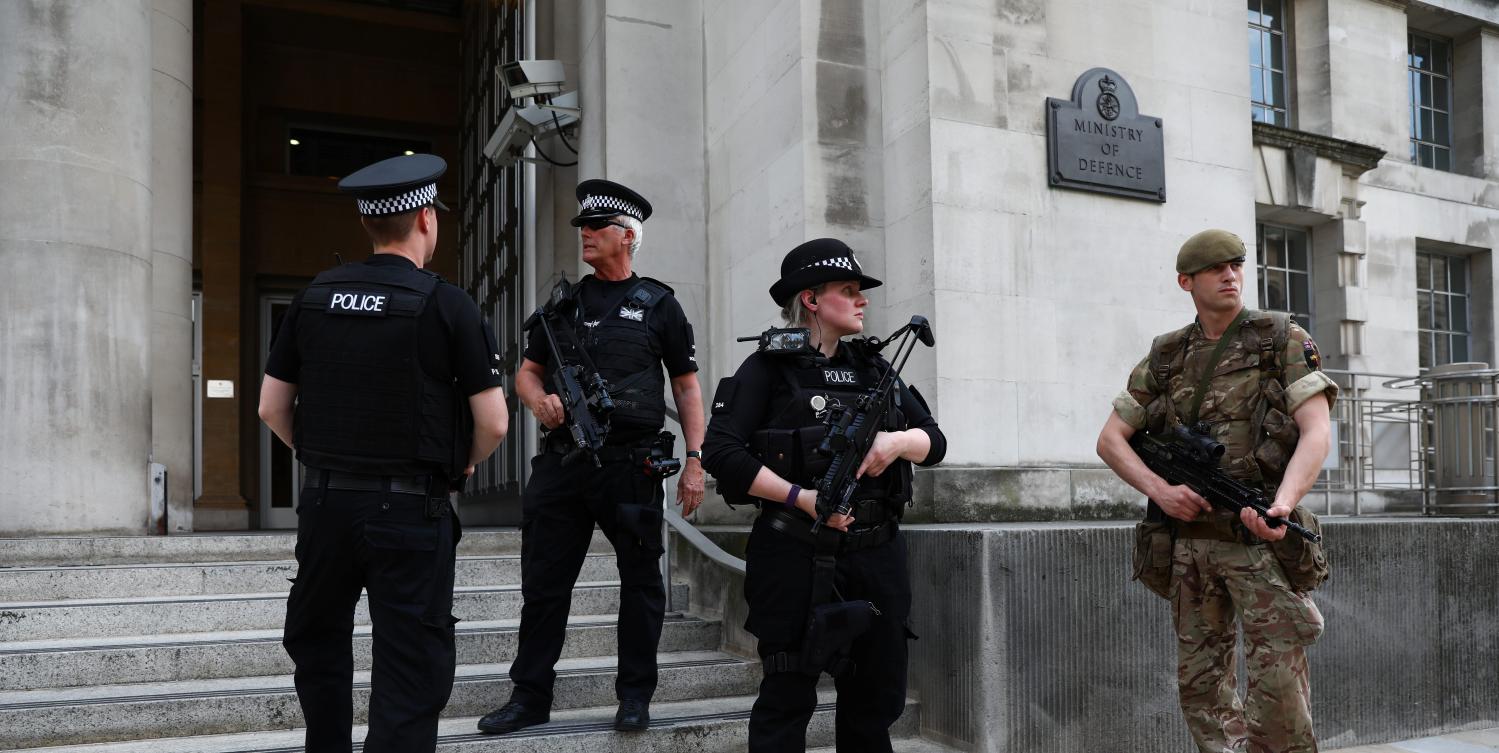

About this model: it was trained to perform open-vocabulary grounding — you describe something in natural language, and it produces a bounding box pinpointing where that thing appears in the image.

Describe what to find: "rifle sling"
[1185,308,1251,427]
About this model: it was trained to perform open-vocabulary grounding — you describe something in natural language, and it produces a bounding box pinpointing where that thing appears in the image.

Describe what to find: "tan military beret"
[1177,229,1247,274]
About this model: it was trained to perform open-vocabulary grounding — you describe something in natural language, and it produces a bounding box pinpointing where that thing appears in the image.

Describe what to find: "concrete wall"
[904,519,1499,751]
[0,1,154,535]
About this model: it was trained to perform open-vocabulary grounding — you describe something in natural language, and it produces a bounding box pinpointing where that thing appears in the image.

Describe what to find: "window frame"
[1249,0,1291,127]
[1407,30,1454,172]
[1416,249,1472,370]
[1256,223,1313,334]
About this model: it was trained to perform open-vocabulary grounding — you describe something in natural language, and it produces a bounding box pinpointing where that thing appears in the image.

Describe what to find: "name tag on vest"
[822,368,859,386]
[328,291,389,316]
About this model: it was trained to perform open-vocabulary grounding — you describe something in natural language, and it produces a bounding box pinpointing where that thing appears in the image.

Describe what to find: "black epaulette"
[625,277,674,309]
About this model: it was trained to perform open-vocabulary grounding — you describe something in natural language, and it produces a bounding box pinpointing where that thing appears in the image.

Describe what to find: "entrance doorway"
[259,295,300,529]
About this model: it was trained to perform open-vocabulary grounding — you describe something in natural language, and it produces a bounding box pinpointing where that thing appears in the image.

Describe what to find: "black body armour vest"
[550,278,671,436]
[751,343,913,517]
[292,261,469,476]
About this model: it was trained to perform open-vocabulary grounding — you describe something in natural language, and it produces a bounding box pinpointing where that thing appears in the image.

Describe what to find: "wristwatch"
[685,450,702,460]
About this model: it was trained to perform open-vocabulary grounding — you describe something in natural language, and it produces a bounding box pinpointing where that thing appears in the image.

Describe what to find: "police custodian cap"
[337,154,450,216]
[1177,229,1248,274]
[769,238,883,306]
[570,179,653,226]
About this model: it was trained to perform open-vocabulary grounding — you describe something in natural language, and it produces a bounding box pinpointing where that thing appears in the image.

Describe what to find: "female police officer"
[702,238,946,753]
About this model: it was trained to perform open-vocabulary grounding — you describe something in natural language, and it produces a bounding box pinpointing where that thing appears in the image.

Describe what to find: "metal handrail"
[666,508,746,574]
[658,406,748,614]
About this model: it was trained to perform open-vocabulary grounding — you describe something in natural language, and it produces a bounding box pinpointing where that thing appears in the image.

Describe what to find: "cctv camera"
[484,107,537,163]
[499,60,567,102]
[482,91,582,165]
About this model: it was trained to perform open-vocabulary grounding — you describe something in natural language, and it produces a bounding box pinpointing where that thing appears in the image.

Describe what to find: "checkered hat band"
[580,194,642,221]
[797,256,859,274]
[356,183,437,216]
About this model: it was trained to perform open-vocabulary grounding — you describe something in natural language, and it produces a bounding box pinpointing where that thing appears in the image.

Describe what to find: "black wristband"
[686,450,702,459]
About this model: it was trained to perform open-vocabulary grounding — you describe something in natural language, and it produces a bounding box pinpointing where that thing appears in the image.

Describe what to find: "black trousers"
[507,450,667,707]
[743,513,913,753]
[283,482,460,753]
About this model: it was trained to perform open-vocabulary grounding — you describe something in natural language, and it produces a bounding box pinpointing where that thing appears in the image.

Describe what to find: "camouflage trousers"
[1171,538,1325,753]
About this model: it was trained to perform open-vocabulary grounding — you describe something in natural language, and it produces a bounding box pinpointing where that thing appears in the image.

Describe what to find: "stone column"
[0,1,154,534]
[151,0,195,533]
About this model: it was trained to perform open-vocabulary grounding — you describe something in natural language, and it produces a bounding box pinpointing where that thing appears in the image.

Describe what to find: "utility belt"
[302,467,451,519]
[760,506,897,553]
[541,429,681,479]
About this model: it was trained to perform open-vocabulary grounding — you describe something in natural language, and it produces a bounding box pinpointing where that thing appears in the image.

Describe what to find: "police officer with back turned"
[1097,229,1337,753]
[702,238,946,753]
[258,153,510,753]
[477,179,706,735]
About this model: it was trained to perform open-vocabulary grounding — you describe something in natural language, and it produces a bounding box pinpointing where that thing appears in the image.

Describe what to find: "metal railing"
[1309,369,1429,515]
[1312,366,1499,516]
[659,407,746,613]
[1390,363,1499,515]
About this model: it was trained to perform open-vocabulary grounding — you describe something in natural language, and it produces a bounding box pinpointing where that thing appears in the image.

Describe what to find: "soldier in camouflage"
[1096,229,1339,753]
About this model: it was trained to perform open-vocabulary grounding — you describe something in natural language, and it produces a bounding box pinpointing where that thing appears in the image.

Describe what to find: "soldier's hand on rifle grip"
[1241,503,1291,541]
[528,394,566,429]
[1152,481,1213,522]
[856,431,908,479]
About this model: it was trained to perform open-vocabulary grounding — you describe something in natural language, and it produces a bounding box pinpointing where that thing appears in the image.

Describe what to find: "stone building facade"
[2,0,1496,534]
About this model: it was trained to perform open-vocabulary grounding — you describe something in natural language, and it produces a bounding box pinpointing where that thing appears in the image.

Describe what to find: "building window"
[1249,0,1289,126]
[286,127,432,178]
[1408,32,1453,171]
[1257,224,1312,332]
[1416,251,1470,369]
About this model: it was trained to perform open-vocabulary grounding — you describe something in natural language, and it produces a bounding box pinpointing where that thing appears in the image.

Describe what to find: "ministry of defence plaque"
[1046,67,1165,202]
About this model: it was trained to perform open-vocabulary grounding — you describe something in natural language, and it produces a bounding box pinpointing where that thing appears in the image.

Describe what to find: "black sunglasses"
[578,218,629,232]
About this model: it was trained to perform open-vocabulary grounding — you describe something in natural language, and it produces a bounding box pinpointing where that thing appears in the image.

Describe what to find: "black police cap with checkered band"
[769,238,883,306]
[337,154,450,217]
[570,179,653,226]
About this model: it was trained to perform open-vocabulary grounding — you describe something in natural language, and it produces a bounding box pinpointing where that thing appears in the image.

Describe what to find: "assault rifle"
[811,315,936,532]
[522,281,614,467]
[1130,423,1321,542]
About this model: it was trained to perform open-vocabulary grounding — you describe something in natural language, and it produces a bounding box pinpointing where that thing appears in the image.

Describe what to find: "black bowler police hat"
[769,238,883,306]
[337,153,450,216]
[570,179,652,226]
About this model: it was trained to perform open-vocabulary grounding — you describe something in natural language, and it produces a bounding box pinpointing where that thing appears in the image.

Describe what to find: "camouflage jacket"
[1114,311,1339,527]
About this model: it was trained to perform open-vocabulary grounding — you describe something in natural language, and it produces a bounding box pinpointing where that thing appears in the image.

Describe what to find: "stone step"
[7,689,921,753]
[0,650,763,749]
[0,528,611,567]
[0,614,720,690]
[0,554,619,601]
[0,582,689,642]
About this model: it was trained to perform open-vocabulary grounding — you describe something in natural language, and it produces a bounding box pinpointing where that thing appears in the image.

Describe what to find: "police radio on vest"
[330,292,387,312]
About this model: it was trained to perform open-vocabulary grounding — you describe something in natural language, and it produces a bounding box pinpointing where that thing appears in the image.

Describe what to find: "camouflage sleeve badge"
[1303,339,1322,370]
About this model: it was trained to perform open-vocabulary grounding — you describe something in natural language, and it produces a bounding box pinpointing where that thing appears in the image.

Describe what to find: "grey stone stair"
[6,689,924,753]
[0,649,761,749]
[0,581,688,642]
[0,554,618,601]
[0,613,721,690]
[0,529,612,567]
[0,527,947,752]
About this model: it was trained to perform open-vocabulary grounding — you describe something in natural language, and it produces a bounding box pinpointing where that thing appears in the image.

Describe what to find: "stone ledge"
[908,465,1143,522]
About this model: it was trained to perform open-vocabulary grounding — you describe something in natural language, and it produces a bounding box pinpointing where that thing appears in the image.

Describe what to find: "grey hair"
[618,216,643,258]
[779,285,822,327]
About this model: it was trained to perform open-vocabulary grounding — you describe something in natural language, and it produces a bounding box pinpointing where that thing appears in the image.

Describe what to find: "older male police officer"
[259,154,509,753]
[477,179,706,735]
[1097,229,1337,753]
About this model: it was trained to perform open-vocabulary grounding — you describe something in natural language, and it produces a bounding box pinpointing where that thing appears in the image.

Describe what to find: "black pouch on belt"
[799,599,880,676]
